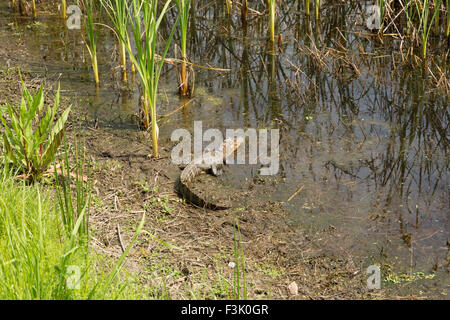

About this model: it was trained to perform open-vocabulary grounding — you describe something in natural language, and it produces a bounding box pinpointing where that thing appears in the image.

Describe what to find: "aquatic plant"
[175,0,191,96]
[268,0,276,42]
[242,0,249,24]
[0,81,71,181]
[225,0,232,15]
[315,0,319,19]
[122,0,178,157]
[415,0,443,58]
[446,0,449,36]
[80,0,100,85]
[101,0,130,82]
[32,0,36,18]
[61,0,67,19]
[404,0,414,35]
[376,0,386,31]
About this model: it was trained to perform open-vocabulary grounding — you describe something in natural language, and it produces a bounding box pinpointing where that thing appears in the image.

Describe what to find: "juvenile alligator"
[175,137,243,210]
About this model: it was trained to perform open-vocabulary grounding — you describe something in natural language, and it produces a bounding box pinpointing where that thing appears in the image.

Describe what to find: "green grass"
[0,166,145,299]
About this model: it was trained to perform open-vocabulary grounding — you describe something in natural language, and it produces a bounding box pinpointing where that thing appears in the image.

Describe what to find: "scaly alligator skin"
[175,138,243,210]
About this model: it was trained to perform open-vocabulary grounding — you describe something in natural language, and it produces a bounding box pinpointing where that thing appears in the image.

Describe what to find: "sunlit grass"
[32,0,36,18]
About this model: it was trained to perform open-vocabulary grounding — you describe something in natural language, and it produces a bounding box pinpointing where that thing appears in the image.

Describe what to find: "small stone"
[288,281,298,296]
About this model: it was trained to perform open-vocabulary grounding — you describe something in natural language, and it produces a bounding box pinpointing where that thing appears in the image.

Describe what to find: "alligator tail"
[175,178,230,210]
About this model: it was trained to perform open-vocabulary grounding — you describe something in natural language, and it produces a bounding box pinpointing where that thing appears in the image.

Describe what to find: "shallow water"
[0,1,448,297]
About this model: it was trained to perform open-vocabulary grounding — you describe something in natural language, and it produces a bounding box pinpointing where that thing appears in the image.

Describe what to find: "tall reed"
[377,0,386,30]
[225,0,232,15]
[123,0,178,157]
[101,0,130,82]
[175,0,191,96]
[61,0,67,19]
[306,0,310,15]
[81,0,100,85]
[32,0,36,18]
[446,0,449,36]
[404,0,414,35]
[415,0,443,58]
[315,0,319,20]
[268,0,276,42]
[242,0,249,24]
